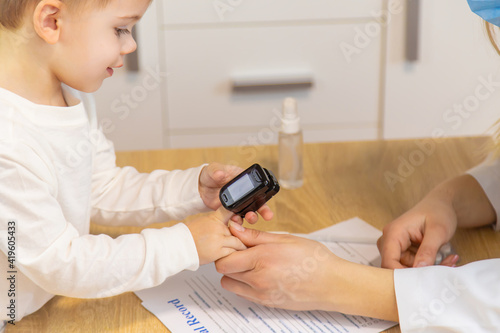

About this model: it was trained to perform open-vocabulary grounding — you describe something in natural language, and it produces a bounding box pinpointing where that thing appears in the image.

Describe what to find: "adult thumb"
[228,222,278,247]
[413,233,444,267]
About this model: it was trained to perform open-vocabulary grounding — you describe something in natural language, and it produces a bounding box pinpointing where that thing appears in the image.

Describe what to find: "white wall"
[384,0,500,140]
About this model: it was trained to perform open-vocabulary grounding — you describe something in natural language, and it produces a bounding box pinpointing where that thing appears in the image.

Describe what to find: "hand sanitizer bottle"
[278,97,303,189]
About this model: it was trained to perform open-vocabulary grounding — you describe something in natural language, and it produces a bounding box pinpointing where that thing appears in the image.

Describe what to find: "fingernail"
[415,261,429,268]
[229,221,245,232]
[452,255,460,264]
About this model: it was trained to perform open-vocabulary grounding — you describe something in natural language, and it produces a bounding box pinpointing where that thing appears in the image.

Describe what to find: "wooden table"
[8,136,500,333]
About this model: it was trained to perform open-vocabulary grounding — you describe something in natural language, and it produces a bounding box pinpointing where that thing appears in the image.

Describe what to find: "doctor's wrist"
[324,260,399,322]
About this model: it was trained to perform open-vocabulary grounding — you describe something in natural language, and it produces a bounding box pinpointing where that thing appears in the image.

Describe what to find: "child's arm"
[90,131,210,226]
[90,133,273,226]
[74,88,271,226]
[0,143,242,300]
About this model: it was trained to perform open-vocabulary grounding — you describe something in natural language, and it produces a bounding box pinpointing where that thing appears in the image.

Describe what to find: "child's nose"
[122,37,137,55]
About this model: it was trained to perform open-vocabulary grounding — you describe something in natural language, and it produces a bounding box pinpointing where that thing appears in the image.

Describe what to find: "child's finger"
[224,234,247,251]
[243,205,273,224]
[213,206,235,225]
[231,215,244,224]
[244,211,259,224]
[212,163,243,185]
[256,204,273,221]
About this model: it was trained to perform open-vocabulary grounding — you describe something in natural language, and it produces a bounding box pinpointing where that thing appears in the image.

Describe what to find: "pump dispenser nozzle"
[281,98,300,134]
[278,97,303,189]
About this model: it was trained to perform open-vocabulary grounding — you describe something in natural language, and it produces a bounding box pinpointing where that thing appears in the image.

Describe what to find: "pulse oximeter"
[219,164,280,217]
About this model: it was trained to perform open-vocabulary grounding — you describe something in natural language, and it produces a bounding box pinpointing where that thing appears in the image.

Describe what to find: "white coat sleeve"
[395,155,500,332]
[89,128,210,227]
[395,260,500,332]
[467,154,500,230]
[0,142,199,299]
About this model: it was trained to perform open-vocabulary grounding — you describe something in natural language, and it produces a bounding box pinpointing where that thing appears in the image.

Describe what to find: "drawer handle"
[406,0,420,62]
[231,69,314,89]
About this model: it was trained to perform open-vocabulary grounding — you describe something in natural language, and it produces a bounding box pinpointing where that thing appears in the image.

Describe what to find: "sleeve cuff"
[467,155,500,231]
[393,266,445,332]
[394,260,500,332]
[142,223,200,279]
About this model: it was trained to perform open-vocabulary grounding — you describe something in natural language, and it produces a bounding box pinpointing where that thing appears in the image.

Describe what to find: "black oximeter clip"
[219,164,280,217]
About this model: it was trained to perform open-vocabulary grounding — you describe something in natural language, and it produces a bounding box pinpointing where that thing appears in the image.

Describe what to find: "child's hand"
[198,163,274,224]
[185,206,247,265]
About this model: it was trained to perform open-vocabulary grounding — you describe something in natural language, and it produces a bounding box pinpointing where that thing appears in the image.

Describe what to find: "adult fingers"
[412,228,447,267]
[439,254,460,267]
[378,236,406,269]
[399,250,416,268]
[223,234,247,251]
[220,275,258,300]
[228,223,284,247]
[216,248,258,274]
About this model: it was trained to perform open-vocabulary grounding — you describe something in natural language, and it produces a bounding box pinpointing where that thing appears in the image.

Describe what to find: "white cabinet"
[163,24,382,148]
[162,1,383,24]
[160,0,385,148]
[384,0,500,140]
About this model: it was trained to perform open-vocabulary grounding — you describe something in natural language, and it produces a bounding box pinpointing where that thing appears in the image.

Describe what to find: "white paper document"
[135,217,398,333]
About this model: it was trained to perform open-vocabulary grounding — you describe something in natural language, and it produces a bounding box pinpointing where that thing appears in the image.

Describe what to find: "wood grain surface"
[8,137,497,333]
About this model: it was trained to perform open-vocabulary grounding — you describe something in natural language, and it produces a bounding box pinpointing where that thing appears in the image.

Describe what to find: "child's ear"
[33,0,64,44]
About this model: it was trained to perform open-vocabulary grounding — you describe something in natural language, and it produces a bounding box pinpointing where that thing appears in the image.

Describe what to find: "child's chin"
[72,81,103,94]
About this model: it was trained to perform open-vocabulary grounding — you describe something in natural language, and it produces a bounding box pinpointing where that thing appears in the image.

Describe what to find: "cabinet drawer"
[162,1,383,25]
[163,24,381,132]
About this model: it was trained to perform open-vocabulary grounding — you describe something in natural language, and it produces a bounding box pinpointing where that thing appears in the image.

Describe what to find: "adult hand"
[378,174,499,269]
[377,197,459,269]
[217,224,399,322]
[198,163,274,224]
[215,223,336,311]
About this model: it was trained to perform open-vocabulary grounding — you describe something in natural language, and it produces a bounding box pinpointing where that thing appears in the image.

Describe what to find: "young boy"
[0,0,272,326]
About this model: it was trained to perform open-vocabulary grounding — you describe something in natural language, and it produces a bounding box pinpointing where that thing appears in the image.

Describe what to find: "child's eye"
[115,28,131,37]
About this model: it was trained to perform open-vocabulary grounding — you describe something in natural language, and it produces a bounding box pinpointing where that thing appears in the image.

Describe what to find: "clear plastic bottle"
[278,97,303,189]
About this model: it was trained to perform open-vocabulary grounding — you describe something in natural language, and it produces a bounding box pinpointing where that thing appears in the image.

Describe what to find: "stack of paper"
[135,217,398,333]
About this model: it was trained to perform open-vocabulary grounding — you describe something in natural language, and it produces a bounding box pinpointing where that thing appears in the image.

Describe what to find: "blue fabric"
[468,0,500,26]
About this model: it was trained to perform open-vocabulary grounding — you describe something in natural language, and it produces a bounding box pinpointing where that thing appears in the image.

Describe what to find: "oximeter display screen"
[227,174,254,201]
[220,163,279,216]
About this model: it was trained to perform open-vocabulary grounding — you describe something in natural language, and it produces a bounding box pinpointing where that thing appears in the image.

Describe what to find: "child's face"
[54,0,150,93]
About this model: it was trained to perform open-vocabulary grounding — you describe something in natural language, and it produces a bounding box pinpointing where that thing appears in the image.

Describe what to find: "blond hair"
[0,0,113,30]
[483,22,500,153]
[486,22,500,56]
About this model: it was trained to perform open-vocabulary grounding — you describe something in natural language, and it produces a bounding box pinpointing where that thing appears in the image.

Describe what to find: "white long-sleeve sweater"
[0,87,208,321]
